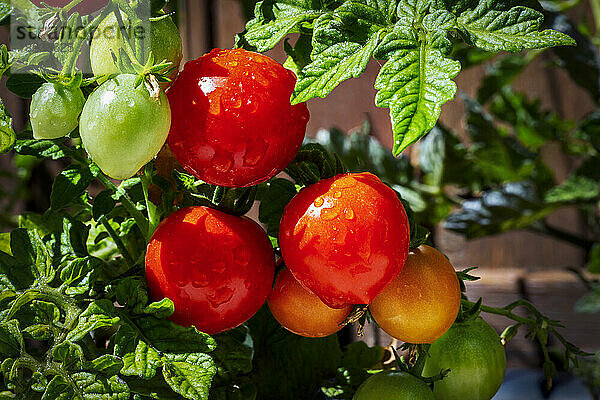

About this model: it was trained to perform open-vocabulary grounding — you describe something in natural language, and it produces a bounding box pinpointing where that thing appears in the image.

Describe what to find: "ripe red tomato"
[279,172,410,308]
[369,245,461,344]
[32,0,108,14]
[268,267,353,337]
[145,206,275,335]
[423,317,507,400]
[167,48,310,188]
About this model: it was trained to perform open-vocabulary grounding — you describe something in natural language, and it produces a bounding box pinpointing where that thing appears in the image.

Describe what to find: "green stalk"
[63,0,84,13]
[141,166,160,241]
[591,0,600,36]
[60,6,112,75]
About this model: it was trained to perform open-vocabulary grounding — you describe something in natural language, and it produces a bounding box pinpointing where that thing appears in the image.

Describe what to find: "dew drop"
[333,191,342,199]
[321,208,339,221]
[211,153,233,172]
[255,73,270,87]
[243,138,269,167]
[234,247,250,267]
[313,197,324,207]
[176,279,187,288]
[343,208,355,220]
[332,178,355,189]
[213,261,227,273]
[192,273,209,288]
[207,286,235,308]
[208,96,222,115]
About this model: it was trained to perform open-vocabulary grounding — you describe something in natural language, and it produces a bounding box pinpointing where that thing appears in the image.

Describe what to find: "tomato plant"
[79,73,171,180]
[31,0,108,14]
[167,48,310,187]
[30,82,85,139]
[268,267,353,337]
[0,1,592,400]
[353,370,435,400]
[423,317,507,400]
[279,172,410,308]
[369,245,461,344]
[90,12,183,80]
[145,206,275,335]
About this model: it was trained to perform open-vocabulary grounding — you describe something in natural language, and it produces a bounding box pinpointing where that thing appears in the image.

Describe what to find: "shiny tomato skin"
[167,48,309,188]
[353,371,435,400]
[32,0,108,14]
[279,172,410,308]
[145,206,275,335]
[268,268,353,337]
[423,317,507,400]
[369,245,461,344]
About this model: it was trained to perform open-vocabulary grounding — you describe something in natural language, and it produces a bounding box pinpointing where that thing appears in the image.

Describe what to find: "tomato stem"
[99,215,135,267]
[141,165,160,241]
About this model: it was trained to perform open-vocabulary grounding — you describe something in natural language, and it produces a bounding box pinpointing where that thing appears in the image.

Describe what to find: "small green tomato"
[90,12,183,81]
[353,371,435,400]
[79,74,171,180]
[30,83,85,140]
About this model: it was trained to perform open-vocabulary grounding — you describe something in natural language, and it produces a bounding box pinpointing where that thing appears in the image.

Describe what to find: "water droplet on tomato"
[192,273,209,288]
[212,261,226,273]
[321,208,339,221]
[243,138,268,166]
[255,73,269,87]
[208,97,221,115]
[333,191,342,199]
[234,247,250,267]
[211,153,233,172]
[207,285,234,308]
[176,279,187,288]
[313,197,324,207]
[343,208,355,220]
[332,178,355,189]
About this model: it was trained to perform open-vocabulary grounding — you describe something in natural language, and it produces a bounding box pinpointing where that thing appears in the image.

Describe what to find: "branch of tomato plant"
[141,165,160,241]
[528,221,595,252]
[98,215,135,267]
[60,6,113,76]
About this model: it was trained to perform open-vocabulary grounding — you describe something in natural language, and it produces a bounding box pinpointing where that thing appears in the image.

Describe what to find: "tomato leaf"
[374,11,460,156]
[89,355,124,378]
[258,178,298,240]
[66,300,121,342]
[162,353,217,400]
[0,320,23,357]
[52,341,85,371]
[236,0,330,52]
[0,100,15,154]
[291,3,389,104]
[71,372,130,400]
[456,0,575,52]
[50,165,93,211]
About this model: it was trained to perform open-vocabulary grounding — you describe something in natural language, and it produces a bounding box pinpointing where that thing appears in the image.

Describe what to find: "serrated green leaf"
[457,0,575,52]
[72,372,130,400]
[212,326,254,379]
[13,139,70,160]
[122,341,162,379]
[375,43,460,155]
[0,320,23,357]
[67,300,120,342]
[545,175,599,204]
[143,298,175,318]
[136,317,216,354]
[292,3,389,104]
[162,353,216,400]
[50,165,93,211]
[42,375,74,400]
[93,190,117,221]
[5,73,45,98]
[236,0,326,52]
[52,341,84,371]
[90,355,124,378]
[115,277,149,314]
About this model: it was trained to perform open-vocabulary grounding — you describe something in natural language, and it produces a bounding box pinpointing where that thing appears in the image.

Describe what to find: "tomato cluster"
[28,10,507,398]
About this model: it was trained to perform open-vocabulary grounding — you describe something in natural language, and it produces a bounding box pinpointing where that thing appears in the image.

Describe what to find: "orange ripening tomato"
[369,245,461,344]
[268,268,353,338]
[279,172,410,309]
[145,206,275,335]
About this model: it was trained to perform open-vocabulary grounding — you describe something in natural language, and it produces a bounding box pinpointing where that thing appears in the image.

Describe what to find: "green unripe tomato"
[423,317,507,400]
[79,74,171,180]
[30,83,85,140]
[90,13,183,80]
[353,371,435,400]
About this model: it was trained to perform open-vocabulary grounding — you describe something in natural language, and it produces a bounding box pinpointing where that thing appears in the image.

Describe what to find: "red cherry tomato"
[145,206,275,334]
[279,172,410,308]
[268,268,353,338]
[32,0,109,14]
[167,48,310,188]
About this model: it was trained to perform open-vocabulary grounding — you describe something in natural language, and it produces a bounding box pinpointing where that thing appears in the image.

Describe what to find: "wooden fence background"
[0,0,598,368]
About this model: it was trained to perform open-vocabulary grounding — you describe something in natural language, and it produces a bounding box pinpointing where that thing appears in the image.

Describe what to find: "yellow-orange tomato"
[268,268,353,338]
[369,245,460,344]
